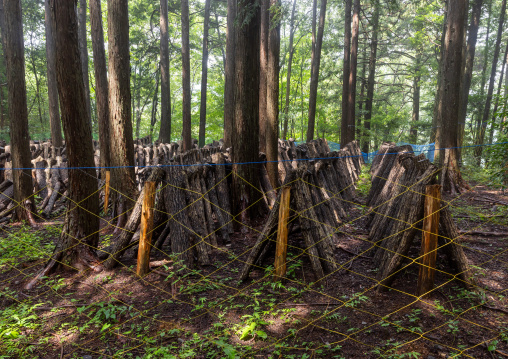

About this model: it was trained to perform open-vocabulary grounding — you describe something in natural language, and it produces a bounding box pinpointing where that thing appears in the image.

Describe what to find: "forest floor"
[0,168,507,359]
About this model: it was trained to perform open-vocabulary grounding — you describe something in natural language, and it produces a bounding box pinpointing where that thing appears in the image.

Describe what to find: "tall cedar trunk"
[362,0,379,154]
[29,38,43,126]
[198,0,211,148]
[150,64,160,141]
[437,0,467,194]
[90,0,110,177]
[3,0,34,222]
[431,6,447,144]
[0,3,5,130]
[223,0,235,147]
[282,0,297,140]
[266,0,281,190]
[108,0,136,200]
[410,54,421,144]
[232,0,263,222]
[489,41,508,144]
[341,0,352,146]
[474,0,491,138]
[78,0,91,127]
[158,0,171,143]
[306,0,327,142]
[259,0,269,153]
[457,0,482,152]
[50,0,99,270]
[343,0,359,146]
[181,0,192,152]
[44,0,62,147]
[475,0,506,162]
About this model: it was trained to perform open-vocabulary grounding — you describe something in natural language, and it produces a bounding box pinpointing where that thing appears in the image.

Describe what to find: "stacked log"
[367,151,474,291]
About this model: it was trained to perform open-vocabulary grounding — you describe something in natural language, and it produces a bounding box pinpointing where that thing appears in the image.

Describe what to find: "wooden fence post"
[417,184,441,297]
[136,181,156,277]
[104,170,110,215]
[274,185,291,281]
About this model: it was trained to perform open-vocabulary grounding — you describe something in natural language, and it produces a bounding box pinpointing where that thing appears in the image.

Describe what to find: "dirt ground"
[0,179,507,359]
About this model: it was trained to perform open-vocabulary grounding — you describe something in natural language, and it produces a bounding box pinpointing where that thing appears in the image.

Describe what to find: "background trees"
[0,0,506,181]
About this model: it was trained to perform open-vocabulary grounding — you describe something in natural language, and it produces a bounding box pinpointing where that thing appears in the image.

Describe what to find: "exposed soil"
[0,182,507,359]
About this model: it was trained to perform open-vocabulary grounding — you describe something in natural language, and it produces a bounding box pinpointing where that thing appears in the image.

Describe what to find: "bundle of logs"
[365,142,473,291]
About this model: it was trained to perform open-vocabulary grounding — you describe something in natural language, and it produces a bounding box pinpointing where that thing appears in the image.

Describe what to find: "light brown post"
[417,184,441,297]
[274,185,291,281]
[104,170,110,214]
[136,181,156,277]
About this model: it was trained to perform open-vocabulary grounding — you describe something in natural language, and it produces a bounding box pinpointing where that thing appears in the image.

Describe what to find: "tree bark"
[475,0,506,162]
[2,0,35,223]
[90,0,110,178]
[259,0,269,153]
[44,0,63,147]
[181,0,192,152]
[50,0,100,272]
[343,0,359,146]
[410,54,421,144]
[437,0,468,194]
[232,0,263,223]
[489,41,508,144]
[341,0,352,147]
[457,0,483,153]
[108,0,136,201]
[266,0,281,190]
[223,0,235,148]
[306,0,328,142]
[362,0,379,154]
[198,0,211,148]
[78,0,91,127]
[431,6,447,144]
[282,0,297,140]
[158,0,171,143]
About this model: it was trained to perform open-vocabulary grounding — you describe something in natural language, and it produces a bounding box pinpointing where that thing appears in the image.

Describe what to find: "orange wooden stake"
[274,186,291,281]
[136,181,156,277]
[104,171,110,215]
[417,184,442,297]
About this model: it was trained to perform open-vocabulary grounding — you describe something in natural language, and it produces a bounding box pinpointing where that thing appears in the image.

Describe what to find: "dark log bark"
[259,0,269,153]
[104,168,164,269]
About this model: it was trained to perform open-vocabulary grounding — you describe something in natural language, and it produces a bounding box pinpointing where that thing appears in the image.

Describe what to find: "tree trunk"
[489,41,508,144]
[266,0,281,190]
[232,0,263,223]
[78,0,91,127]
[49,0,99,273]
[108,0,136,201]
[158,0,171,143]
[343,0,359,146]
[457,0,483,153]
[150,63,160,141]
[431,6,447,144]
[341,0,352,146]
[410,54,421,144]
[223,0,235,148]
[44,0,63,147]
[282,0,297,140]
[306,0,328,142]
[90,0,110,178]
[362,0,379,154]
[437,0,468,194]
[181,0,192,152]
[198,0,211,148]
[475,0,506,163]
[2,0,35,223]
[259,0,269,153]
